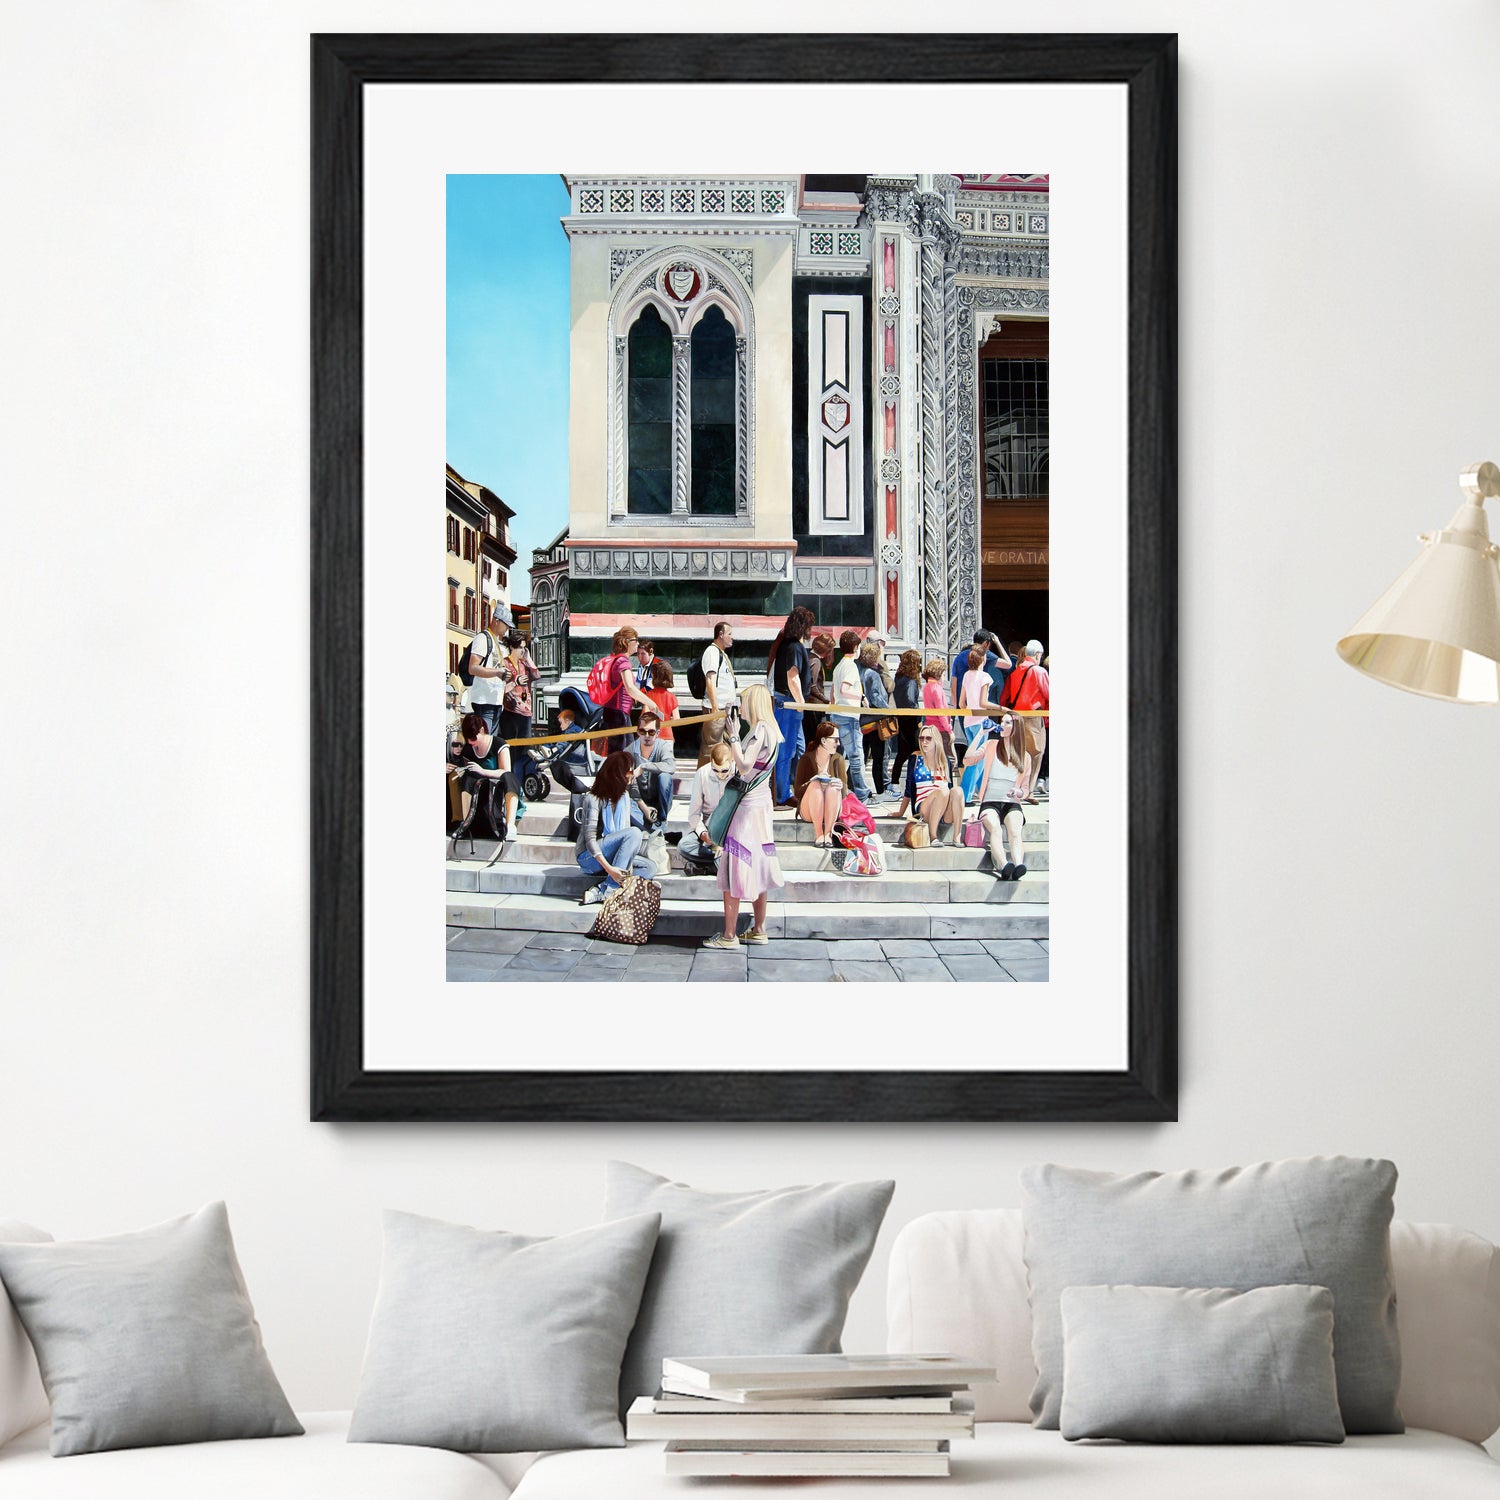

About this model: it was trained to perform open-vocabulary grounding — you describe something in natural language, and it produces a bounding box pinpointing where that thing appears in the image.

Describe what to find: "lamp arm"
[1460,462,1500,502]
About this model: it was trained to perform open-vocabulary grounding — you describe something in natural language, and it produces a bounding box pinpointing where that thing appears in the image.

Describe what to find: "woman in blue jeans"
[574,751,656,906]
[766,604,815,804]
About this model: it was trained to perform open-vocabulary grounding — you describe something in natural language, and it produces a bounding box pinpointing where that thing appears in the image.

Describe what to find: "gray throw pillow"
[606,1161,895,1409]
[0,1220,52,1447]
[347,1208,660,1452]
[1059,1285,1346,1443]
[1021,1157,1402,1434]
[0,1202,303,1457]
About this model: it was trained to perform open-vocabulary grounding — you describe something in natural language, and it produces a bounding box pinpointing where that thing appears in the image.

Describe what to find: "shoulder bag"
[705,763,773,848]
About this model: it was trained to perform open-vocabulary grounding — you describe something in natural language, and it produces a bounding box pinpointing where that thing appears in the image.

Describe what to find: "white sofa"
[4,1210,1499,1497]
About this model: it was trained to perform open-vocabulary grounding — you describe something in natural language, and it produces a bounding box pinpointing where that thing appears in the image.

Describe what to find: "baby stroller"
[533,685,607,839]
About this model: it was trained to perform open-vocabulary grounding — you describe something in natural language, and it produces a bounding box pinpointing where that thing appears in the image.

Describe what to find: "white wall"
[3,0,1499,1417]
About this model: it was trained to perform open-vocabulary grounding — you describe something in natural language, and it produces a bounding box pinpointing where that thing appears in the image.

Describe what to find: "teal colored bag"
[705,765,772,848]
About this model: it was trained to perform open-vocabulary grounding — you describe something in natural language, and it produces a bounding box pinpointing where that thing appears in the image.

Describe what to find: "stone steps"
[499,798,1050,844]
[466,834,1048,873]
[446,893,1050,942]
[449,788,1053,943]
[448,862,1048,905]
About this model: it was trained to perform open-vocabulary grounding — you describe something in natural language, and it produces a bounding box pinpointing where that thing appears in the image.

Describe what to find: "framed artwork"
[311,32,1177,1122]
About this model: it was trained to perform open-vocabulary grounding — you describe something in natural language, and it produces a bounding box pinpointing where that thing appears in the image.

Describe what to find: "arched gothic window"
[627,304,673,515]
[609,250,754,525]
[690,305,736,517]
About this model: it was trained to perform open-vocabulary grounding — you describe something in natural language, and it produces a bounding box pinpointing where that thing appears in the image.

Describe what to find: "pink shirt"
[960,668,992,724]
[922,680,949,731]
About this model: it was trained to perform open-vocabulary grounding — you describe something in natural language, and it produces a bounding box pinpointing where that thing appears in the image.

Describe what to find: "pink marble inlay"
[882,236,895,292]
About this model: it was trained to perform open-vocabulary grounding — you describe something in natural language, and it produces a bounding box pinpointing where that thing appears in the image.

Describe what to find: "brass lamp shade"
[1337,462,1500,704]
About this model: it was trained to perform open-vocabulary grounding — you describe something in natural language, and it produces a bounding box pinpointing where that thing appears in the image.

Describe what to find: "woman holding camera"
[496,632,542,743]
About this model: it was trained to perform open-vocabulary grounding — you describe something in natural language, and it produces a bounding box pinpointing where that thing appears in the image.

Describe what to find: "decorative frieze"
[956,243,1050,281]
[795,562,874,594]
[568,178,798,239]
[570,546,794,581]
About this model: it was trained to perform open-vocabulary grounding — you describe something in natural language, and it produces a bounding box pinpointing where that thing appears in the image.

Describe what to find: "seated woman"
[967,710,1033,880]
[573,749,657,905]
[897,726,966,847]
[793,720,849,849]
[450,711,522,841]
[680,742,735,870]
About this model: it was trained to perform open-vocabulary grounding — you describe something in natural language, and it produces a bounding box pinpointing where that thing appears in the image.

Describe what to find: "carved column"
[918,218,950,655]
[734,336,749,516]
[671,335,691,514]
[609,336,628,517]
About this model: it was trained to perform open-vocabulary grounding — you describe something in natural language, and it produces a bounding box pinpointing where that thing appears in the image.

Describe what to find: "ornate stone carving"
[880,540,902,568]
[879,455,901,482]
[573,547,794,581]
[795,562,873,594]
[919,234,949,653]
[609,336,627,517]
[609,247,648,286]
[866,176,919,232]
[958,284,1050,314]
[735,336,750,516]
[879,373,900,398]
[671,336,691,513]
[716,247,755,287]
[957,242,1050,281]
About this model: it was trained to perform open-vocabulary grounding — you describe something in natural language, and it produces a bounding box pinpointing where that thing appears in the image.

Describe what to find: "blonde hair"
[738,682,782,750]
[858,642,882,668]
[708,741,731,768]
[919,730,949,782]
[923,657,946,681]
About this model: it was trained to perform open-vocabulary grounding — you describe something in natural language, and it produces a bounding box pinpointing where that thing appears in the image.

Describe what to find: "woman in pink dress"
[704,683,784,951]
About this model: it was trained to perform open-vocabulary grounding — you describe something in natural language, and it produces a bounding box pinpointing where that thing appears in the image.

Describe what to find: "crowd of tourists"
[447,610,1050,950]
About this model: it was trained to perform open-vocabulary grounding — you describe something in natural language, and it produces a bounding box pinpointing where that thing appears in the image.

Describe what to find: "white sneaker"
[580,884,606,906]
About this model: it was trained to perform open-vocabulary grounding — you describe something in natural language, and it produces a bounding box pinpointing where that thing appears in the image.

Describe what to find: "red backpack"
[586,653,620,707]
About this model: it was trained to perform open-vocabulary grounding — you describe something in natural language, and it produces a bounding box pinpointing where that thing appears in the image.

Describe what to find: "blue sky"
[447,175,572,604]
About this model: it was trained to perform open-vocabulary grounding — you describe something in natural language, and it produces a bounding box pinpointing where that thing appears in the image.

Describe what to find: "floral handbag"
[590,874,662,945]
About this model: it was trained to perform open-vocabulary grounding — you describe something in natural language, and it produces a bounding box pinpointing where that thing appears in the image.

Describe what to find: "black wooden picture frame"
[311,32,1178,1123]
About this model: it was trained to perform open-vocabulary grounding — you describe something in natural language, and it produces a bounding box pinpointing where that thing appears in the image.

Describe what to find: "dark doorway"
[982,589,1049,660]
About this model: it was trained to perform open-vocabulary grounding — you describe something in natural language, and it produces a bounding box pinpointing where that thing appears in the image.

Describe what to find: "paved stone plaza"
[447,927,1049,984]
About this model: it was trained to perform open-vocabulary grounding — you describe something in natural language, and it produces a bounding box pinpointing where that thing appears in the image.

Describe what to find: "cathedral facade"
[539,173,1049,675]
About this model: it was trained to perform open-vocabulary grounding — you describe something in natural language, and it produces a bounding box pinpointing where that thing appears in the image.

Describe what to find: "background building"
[445,463,517,678]
[547,172,1049,678]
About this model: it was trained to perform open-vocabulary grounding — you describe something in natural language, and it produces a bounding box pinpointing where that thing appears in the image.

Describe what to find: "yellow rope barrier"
[489,702,1047,752]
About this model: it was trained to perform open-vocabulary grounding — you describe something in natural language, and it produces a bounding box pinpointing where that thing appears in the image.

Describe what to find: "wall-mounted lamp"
[1337,462,1500,704]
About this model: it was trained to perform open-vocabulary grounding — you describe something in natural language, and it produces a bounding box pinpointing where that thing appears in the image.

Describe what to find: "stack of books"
[626,1353,991,1479]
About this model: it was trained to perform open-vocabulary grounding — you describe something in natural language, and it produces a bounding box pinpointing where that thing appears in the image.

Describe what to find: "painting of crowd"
[447,611,1049,952]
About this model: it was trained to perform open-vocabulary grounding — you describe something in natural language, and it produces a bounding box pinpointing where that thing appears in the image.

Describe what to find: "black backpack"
[457,630,491,688]
[686,644,719,701]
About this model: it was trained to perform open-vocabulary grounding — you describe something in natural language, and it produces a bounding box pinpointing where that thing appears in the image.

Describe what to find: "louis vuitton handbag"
[590,873,662,945]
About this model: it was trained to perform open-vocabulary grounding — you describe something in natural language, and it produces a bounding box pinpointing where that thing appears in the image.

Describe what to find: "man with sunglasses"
[621,710,677,829]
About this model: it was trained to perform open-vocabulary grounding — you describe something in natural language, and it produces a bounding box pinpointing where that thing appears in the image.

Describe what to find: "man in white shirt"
[696,621,740,767]
[829,629,874,801]
[465,626,506,735]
